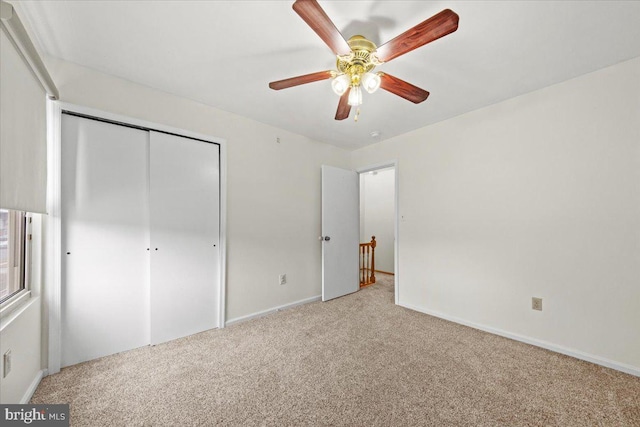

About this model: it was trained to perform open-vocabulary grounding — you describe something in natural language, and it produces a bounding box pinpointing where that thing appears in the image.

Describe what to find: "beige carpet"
[32,274,640,426]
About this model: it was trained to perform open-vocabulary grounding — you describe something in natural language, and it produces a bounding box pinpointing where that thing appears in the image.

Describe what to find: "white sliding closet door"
[149,132,220,345]
[61,115,150,367]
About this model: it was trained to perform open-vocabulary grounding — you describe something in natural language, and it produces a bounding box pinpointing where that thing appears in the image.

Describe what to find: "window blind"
[1,1,58,213]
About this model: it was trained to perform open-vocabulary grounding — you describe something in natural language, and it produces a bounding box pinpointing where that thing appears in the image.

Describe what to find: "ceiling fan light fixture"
[361,72,381,94]
[331,74,351,96]
[269,1,459,121]
[348,85,362,106]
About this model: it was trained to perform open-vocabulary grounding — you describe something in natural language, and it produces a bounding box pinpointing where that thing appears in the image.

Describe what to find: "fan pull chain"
[354,107,361,122]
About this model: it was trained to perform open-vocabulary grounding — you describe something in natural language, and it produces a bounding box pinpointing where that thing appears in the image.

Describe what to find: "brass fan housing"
[336,35,380,85]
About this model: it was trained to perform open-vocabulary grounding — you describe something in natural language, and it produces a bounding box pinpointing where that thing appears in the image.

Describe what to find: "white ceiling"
[14,1,640,150]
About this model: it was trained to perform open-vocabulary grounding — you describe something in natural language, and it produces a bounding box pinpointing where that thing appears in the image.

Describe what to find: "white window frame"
[0,211,33,318]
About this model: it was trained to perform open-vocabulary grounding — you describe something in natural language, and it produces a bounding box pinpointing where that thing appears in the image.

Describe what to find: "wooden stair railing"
[359,236,376,287]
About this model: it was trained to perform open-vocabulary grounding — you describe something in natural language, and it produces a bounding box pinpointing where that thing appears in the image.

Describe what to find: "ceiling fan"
[268,0,459,121]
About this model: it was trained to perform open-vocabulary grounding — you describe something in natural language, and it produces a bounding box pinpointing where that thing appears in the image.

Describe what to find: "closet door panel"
[61,115,150,367]
[149,131,220,344]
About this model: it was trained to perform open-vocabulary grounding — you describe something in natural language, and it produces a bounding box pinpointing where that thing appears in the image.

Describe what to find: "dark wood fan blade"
[379,73,430,104]
[335,87,351,120]
[376,9,459,63]
[293,0,351,56]
[269,70,333,90]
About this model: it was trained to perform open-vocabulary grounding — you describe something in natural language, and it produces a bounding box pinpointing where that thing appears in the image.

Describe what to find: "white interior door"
[61,114,150,367]
[149,131,220,345]
[321,165,359,301]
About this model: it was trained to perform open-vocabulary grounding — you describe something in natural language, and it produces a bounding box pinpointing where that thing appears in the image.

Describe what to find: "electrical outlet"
[3,350,11,378]
[532,297,543,311]
[279,274,287,285]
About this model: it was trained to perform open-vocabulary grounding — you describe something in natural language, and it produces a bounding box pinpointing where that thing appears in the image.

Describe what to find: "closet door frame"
[46,101,227,375]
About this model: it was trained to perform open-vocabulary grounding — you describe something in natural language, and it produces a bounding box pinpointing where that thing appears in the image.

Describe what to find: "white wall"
[0,298,42,403]
[352,56,640,372]
[44,57,351,322]
[360,168,395,273]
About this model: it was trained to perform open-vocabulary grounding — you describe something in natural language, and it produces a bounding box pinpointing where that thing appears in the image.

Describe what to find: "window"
[0,209,28,304]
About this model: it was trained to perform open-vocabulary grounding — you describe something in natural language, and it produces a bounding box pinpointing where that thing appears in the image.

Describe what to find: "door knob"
[324,236,330,241]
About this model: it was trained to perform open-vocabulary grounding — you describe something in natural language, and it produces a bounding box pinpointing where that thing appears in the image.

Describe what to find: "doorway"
[320,162,399,304]
[359,166,396,295]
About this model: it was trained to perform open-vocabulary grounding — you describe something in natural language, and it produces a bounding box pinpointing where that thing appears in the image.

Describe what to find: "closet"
[61,113,220,367]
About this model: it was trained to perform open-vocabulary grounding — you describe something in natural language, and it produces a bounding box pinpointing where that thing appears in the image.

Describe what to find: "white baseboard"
[399,302,640,378]
[226,295,321,327]
[20,369,44,404]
